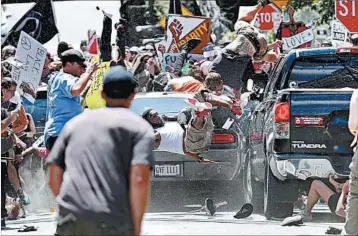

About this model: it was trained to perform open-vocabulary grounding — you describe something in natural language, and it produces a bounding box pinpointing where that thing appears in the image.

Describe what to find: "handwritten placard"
[162,53,204,72]
[12,31,47,103]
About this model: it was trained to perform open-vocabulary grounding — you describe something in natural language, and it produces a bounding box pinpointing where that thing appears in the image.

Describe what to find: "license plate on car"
[154,164,183,177]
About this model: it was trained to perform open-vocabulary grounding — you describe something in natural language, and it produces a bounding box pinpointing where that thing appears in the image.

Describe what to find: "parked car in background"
[244,47,358,219]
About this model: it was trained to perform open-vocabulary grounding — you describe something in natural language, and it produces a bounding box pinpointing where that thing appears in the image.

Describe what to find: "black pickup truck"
[243,47,358,219]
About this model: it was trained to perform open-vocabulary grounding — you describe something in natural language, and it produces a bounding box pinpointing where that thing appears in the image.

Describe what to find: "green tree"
[288,0,334,25]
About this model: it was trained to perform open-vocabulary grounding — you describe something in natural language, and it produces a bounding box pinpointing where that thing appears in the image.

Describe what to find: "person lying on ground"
[282,175,349,226]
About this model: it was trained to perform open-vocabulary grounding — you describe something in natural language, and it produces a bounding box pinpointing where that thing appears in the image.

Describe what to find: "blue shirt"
[44,71,82,143]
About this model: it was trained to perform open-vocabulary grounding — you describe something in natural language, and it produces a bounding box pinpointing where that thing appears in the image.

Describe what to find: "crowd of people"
[1,0,358,235]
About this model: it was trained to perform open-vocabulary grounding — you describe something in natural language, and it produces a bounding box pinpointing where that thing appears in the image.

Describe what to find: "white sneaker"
[185,98,212,112]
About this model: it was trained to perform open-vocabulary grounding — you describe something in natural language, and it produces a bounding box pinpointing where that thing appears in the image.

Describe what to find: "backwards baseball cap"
[61,49,87,68]
[102,66,138,99]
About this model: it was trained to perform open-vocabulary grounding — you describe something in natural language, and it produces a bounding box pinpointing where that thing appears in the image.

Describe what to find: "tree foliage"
[288,0,335,25]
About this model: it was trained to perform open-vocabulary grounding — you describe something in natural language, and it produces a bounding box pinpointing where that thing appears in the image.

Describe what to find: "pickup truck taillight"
[274,102,290,139]
[336,47,358,54]
[211,133,235,144]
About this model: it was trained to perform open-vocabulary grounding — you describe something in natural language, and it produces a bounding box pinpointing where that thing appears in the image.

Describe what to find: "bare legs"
[305,180,335,216]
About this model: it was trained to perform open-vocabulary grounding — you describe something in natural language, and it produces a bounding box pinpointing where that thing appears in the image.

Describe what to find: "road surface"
[2,206,345,235]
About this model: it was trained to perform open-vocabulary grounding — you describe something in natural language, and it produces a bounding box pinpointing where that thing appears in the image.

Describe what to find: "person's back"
[47,66,154,236]
[54,107,153,231]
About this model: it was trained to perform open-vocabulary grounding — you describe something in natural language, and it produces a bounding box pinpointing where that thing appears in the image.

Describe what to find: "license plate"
[154,164,183,177]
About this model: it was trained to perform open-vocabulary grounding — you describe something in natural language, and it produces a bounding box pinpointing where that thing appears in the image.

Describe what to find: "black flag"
[2,0,58,47]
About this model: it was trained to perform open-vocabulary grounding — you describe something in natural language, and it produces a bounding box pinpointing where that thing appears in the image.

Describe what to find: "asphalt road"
[2,209,345,235]
[2,181,346,235]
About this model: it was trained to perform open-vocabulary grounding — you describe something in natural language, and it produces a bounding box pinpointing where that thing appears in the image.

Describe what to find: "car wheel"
[264,166,294,219]
[243,149,264,212]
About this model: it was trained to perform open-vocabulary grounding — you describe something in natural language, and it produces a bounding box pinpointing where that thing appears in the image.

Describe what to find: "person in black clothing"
[1,107,18,229]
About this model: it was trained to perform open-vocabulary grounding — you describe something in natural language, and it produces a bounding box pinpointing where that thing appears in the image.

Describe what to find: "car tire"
[243,149,264,212]
[264,166,294,219]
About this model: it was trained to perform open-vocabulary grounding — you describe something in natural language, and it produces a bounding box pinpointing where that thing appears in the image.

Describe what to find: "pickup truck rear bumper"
[269,154,350,181]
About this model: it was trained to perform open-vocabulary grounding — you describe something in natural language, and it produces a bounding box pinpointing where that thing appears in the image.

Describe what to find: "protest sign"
[85,59,110,109]
[331,20,348,46]
[12,31,47,103]
[162,53,204,72]
[281,27,314,51]
[154,40,167,64]
[278,6,313,52]
[166,15,211,55]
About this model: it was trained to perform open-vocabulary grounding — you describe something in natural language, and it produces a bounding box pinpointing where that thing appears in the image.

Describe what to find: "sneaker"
[281,213,311,227]
[185,98,212,112]
[205,198,216,216]
[301,213,312,222]
[281,215,303,226]
[180,38,202,54]
[185,98,212,117]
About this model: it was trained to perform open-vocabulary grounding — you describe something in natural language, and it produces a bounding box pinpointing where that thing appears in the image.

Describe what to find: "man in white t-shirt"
[345,89,358,235]
[141,99,213,163]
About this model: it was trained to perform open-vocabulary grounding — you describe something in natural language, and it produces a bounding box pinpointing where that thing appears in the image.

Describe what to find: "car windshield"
[288,55,358,88]
[130,96,190,116]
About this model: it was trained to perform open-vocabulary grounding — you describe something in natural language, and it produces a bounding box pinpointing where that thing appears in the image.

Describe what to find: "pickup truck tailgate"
[289,91,354,173]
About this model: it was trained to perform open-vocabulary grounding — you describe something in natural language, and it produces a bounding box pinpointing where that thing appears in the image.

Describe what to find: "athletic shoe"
[185,98,212,112]
[281,214,312,226]
[185,98,212,117]
[205,198,216,216]
[180,38,202,54]
[233,203,253,219]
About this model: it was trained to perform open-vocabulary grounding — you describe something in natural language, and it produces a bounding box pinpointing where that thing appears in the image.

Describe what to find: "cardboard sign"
[154,40,166,64]
[85,60,110,109]
[162,53,204,72]
[282,28,314,51]
[166,15,211,54]
[12,31,47,103]
[331,20,348,46]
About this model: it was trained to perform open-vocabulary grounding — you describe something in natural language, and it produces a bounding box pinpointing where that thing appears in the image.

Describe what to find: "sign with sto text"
[254,4,281,31]
[166,15,211,54]
[335,0,358,33]
[12,31,47,103]
[85,59,110,109]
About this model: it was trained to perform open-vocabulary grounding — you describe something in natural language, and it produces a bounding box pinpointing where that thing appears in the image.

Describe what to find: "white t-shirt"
[156,122,185,155]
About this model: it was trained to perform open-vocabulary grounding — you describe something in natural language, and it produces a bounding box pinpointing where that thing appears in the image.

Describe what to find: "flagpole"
[51,0,60,43]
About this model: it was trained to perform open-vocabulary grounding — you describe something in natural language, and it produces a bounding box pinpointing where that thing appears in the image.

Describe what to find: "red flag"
[88,29,99,55]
